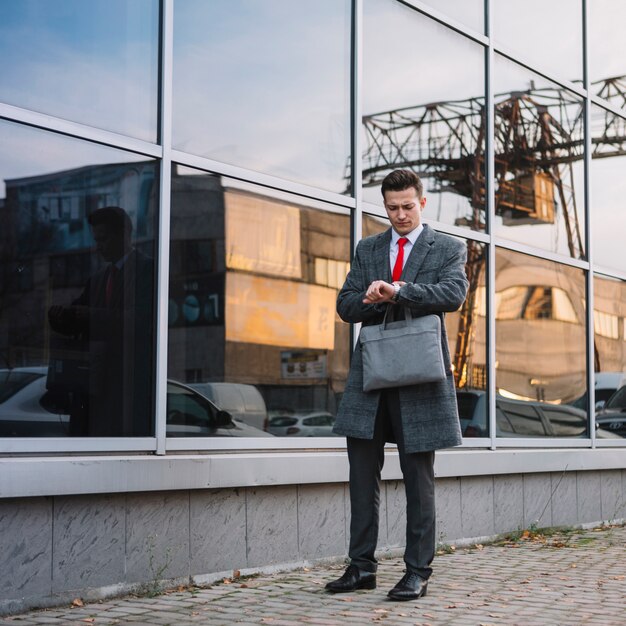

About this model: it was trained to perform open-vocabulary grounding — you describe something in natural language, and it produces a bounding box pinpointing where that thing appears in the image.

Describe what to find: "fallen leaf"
[240,583,248,588]
[570,564,577,568]
[223,578,232,584]
[303,567,310,572]
[475,544,484,550]
[71,598,84,607]
[613,575,625,580]
[177,585,185,592]
[341,597,354,602]
[233,569,241,578]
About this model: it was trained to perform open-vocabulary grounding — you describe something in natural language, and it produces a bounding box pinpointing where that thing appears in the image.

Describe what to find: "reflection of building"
[0,162,350,421]
[0,162,157,369]
[168,167,350,415]
[494,249,586,403]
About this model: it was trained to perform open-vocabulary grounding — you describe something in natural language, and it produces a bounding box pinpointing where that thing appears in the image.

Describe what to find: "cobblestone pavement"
[2,525,625,626]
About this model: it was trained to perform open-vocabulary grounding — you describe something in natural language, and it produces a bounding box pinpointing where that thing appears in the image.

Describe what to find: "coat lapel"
[374,229,392,282]
[401,224,435,282]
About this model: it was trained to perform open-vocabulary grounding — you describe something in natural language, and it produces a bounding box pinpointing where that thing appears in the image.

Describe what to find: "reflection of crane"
[355,76,626,387]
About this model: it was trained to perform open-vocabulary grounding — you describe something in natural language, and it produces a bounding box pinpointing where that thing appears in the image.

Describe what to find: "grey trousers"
[346,388,436,578]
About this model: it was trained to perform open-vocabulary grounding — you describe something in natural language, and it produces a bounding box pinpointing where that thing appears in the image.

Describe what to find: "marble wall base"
[1,468,624,615]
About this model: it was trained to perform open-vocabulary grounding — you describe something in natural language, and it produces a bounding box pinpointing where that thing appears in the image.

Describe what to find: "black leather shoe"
[325,565,376,593]
[387,571,428,601]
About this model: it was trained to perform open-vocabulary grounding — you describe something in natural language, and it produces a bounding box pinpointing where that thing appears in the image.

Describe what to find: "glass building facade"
[1,0,626,453]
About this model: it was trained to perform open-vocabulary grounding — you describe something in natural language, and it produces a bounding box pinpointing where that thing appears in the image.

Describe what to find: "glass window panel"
[418,0,484,34]
[167,165,350,438]
[588,1,626,113]
[0,120,158,437]
[364,214,488,437]
[362,0,486,233]
[172,0,350,193]
[495,248,587,438]
[0,0,159,142]
[493,55,585,259]
[590,104,626,273]
[593,274,626,440]
[491,0,582,82]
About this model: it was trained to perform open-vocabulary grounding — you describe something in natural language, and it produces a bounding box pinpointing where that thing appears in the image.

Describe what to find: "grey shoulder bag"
[360,306,446,392]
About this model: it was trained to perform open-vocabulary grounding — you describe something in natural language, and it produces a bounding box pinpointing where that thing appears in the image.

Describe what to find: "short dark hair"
[381,169,423,199]
[87,206,132,235]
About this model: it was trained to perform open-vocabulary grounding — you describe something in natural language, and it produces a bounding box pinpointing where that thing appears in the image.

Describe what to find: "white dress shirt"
[389,224,424,279]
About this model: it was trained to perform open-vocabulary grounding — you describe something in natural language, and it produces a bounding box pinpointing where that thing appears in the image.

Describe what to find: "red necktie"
[392,237,408,282]
[105,265,118,306]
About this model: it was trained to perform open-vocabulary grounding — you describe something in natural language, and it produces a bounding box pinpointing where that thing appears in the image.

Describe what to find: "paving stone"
[1,525,624,626]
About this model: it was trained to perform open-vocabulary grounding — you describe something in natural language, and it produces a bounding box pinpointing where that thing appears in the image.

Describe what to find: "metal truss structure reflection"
[353,75,626,390]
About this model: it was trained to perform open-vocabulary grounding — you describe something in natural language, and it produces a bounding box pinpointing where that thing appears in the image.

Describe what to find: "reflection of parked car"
[0,368,70,436]
[0,368,272,437]
[457,389,620,438]
[188,382,268,431]
[166,381,272,437]
[457,390,487,437]
[595,385,626,438]
[268,411,339,437]
[570,372,626,412]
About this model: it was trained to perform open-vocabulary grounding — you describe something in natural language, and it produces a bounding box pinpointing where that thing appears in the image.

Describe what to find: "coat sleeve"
[336,240,387,323]
[397,238,469,313]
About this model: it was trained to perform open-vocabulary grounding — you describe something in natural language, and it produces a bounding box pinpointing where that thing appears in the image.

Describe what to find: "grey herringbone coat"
[333,224,469,453]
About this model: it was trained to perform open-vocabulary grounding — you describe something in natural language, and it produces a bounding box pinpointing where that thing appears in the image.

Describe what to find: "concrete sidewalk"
[2,525,624,626]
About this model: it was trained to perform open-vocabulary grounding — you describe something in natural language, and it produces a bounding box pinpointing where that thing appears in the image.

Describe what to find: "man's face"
[92,223,125,263]
[383,187,426,236]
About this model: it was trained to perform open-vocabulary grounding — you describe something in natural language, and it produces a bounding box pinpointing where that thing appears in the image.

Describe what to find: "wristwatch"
[391,283,401,303]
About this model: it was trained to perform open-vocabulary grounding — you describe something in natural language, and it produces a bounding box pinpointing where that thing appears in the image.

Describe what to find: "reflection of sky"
[362,0,485,228]
[492,55,586,259]
[172,0,351,193]
[364,0,483,114]
[362,1,625,267]
[418,0,484,34]
[587,0,626,87]
[0,120,151,199]
[590,137,626,274]
[0,0,158,141]
[491,0,583,82]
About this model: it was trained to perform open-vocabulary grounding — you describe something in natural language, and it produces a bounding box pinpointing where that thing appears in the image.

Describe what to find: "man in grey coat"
[326,169,468,601]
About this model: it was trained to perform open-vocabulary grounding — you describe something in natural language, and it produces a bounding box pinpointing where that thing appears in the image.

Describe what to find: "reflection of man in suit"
[48,207,154,436]
[326,170,468,600]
